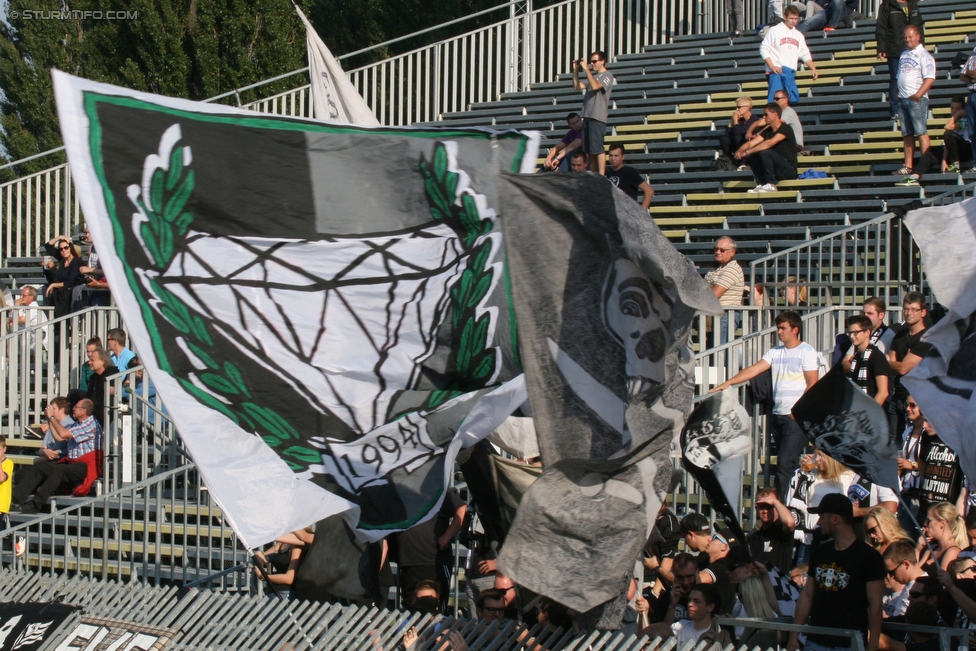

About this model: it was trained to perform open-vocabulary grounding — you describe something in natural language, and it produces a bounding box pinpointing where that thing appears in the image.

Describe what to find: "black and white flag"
[53,71,538,548]
[496,173,721,613]
[902,198,976,484]
[792,364,899,491]
[681,391,753,543]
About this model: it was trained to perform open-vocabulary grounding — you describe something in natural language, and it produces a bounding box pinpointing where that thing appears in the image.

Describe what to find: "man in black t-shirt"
[888,291,932,438]
[652,552,699,623]
[788,494,886,651]
[734,102,798,193]
[605,144,654,209]
[695,526,737,616]
[394,488,467,611]
[748,487,796,574]
[845,314,891,406]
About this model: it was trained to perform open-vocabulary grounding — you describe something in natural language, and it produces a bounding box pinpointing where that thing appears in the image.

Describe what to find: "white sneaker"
[758,183,778,192]
[747,185,764,193]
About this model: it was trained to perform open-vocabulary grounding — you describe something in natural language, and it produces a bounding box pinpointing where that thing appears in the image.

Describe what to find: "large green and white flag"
[53,71,537,548]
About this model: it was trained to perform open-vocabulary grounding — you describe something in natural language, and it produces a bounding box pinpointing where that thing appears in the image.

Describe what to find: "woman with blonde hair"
[733,576,779,649]
[865,506,911,554]
[922,502,968,571]
[789,450,855,564]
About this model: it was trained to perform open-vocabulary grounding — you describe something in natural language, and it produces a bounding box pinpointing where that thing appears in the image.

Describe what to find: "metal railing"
[0,464,248,590]
[0,306,123,441]
[749,182,976,311]
[680,305,902,529]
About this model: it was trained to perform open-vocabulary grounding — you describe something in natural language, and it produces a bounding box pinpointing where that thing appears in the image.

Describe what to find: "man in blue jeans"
[893,25,935,179]
[961,47,976,172]
[876,0,924,119]
[709,311,820,498]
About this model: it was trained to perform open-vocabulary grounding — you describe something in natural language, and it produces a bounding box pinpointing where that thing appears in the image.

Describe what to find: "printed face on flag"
[53,71,538,547]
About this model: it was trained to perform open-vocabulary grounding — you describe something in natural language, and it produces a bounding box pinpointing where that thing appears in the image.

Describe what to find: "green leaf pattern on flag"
[419,142,498,410]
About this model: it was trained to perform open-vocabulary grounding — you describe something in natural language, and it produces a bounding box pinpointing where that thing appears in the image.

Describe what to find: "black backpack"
[711,155,738,172]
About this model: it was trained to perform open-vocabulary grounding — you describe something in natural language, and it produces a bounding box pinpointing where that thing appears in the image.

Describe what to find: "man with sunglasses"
[845,314,891,406]
[883,540,926,618]
[572,51,615,175]
[888,292,931,440]
[694,526,738,617]
[704,237,744,345]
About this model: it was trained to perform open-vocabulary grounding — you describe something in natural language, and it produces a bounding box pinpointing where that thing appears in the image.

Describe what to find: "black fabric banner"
[0,602,78,651]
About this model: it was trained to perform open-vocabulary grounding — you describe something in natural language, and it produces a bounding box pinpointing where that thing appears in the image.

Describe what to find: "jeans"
[728,0,744,32]
[968,91,976,165]
[888,394,906,447]
[719,311,742,344]
[797,0,843,32]
[770,414,807,499]
[897,97,929,137]
[747,150,798,186]
[887,56,900,117]
[795,542,812,566]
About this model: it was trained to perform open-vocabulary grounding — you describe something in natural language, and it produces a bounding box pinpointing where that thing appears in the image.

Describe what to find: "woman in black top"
[43,234,84,318]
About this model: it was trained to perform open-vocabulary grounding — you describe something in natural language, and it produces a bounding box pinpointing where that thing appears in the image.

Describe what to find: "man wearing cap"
[681,513,712,554]
[695,526,738,616]
[788,493,886,651]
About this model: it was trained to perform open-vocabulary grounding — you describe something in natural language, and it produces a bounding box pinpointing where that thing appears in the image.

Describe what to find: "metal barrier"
[0,464,248,590]
[0,306,123,441]
[749,182,976,311]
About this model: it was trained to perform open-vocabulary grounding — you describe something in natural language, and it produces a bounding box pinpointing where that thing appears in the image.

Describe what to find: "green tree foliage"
[0,0,309,176]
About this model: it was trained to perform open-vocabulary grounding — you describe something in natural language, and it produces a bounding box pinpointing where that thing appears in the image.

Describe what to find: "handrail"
[714,617,866,651]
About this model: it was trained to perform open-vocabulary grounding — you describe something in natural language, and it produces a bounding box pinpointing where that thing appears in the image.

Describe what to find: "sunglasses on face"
[907,402,918,408]
[59,245,71,251]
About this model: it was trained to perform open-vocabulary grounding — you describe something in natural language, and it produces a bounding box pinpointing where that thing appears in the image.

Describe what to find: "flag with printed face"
[792,364,899,490]
[681,391,753,544]
[902,198,976,486]
[53,70,538,548]
[293,3,379,125]
[496,172,722,614]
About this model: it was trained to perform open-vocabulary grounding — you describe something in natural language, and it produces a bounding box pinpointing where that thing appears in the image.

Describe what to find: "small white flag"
[293,3,380,125]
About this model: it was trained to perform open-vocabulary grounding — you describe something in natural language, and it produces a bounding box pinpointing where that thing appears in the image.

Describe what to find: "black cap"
[809,493,853,518]
[681,513,711,534]
[713,526,738,546]
[724,544,752,569]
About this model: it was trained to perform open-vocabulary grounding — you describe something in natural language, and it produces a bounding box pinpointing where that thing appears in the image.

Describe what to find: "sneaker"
[946,163,960,173]
[20,502,39,515]
[892,166,913,176]
[736,164,750,171]
[823,26,836,31]
[14,537,25,557]
[896,175,919,186]
[747,185,764,193]
[968,167,976,174]
[757,183,778,192]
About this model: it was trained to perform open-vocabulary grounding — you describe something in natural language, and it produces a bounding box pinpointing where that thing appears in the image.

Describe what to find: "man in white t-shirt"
[10,286,48,351]
[894,25,936,180]
[710,311,820,499]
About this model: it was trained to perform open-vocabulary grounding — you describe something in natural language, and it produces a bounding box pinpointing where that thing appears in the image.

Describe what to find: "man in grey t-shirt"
[573,50,615,175]
[747,91,804,150]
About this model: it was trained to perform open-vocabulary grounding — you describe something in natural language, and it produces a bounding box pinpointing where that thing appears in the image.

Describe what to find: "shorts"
[582,118,608,155]
[897,97,929,137]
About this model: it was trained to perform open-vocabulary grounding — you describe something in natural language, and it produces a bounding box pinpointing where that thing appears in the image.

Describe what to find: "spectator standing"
[728,0,744,37]
[893,25,936,180]
[695,527,739,616]
[917,424,962,520]
[704,236,745,344]
[882,540,925,618]
[394,488,467,612]
[865,507,912,555]
[644,502,682,602]
[961,47,976,171]
[106,328,135,371]
[748,487,796,574]
[0,437,11,531]
[42,235,84,319]
[788,494,886,651]
[888,292,931,441]
[735,102,799,193]
[760,6,819,104]
[844,314,891,406]
[721,97,762,159]
[922,502,967,571]
[604,144,654,209]
[87,349,120,427]
[10,286,48,351]
[652,552,699,623]
[711,311,820,497]
[573,51,615,175]
[543,113,583,171]
[681,513,713,554]
[876,0,924,119]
